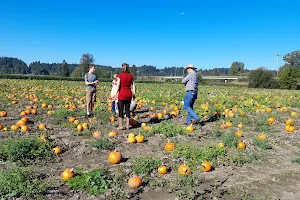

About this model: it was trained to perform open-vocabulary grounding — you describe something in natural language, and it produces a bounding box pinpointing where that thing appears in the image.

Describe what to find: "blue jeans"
[184,91,199,124]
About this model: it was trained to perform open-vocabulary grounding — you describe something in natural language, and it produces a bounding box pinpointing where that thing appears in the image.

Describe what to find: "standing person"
[116,63,136,130]
[110,74,119,114]
[182,64,200,125]
[85,64,99,118]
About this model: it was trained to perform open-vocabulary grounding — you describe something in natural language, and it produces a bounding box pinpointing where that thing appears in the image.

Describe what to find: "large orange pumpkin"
[128,175,142,189]
[108,151,122,164]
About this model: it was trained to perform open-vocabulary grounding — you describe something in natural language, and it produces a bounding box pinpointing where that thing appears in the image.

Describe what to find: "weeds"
[132,156,162,175]
[151,121,185,137]
[252,137,272,150]
[89,137,116,150]
[0,137,53,166]
[67,169,112,196]
[172,144,227,168]
[0,167,50,198]
[221,131,239,148]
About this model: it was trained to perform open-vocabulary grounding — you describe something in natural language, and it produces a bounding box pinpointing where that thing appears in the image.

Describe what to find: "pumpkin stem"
[167,139,170,143]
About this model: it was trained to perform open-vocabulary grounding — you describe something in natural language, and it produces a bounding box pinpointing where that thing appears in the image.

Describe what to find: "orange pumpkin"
[128,175,142,189]
[178,162,191,175]
[39,123,46,130]
[61,168,75,181]
[164,140,175,152]
[237,123,243,129]
[237,141,246,149]
[285,119,294,126]
[201,161,212,172]
[128,136,137,144]
[158,166,167,174]
[77,124,83,131]
[93,131,102,139]
[258,133,267,141]
[108,151,122,164]
[20,125,28,133]
[69,117,76,123]
[108,131,117,137]
[52,147,63,155]
[267,117,275,125]
[135,134,145,143]
[0,111,7,117]
[235,131,243,138]
[186,125,194,133]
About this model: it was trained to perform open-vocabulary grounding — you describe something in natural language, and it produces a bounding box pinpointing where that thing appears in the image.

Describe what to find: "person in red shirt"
[116,63,136,130]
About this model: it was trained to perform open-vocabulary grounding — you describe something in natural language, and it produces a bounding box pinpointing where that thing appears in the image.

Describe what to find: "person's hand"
[94,80,99,84]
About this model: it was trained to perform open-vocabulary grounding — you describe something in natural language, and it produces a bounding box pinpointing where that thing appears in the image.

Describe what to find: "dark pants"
[118,100,131,118]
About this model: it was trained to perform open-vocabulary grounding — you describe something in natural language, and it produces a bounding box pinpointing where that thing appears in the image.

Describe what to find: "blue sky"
[0,0,299,70]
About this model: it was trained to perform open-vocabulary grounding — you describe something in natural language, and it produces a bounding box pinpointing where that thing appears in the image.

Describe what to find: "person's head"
[184,64,196,73]
[113,74,118,80]
[89,64,96,73]
[121,63,130,73]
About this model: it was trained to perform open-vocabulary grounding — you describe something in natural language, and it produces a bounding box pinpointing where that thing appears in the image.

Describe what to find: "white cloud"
[180,12,184,15]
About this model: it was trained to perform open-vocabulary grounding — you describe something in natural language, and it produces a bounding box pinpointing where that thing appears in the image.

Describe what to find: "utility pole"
[276,53,281,77]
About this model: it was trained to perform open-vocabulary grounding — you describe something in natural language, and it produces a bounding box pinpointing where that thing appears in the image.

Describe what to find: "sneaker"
[192,118,201,125]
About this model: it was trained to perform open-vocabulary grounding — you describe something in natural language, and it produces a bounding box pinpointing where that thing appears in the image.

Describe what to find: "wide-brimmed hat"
[184,64,196,70]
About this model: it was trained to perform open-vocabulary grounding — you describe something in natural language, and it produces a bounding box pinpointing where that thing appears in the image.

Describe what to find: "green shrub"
[132,156,162,175]
[172,144,227,168]
[0,167,49,198]
[151,121,186,137]
[89,137,116,150]
[221,132,239,148]
[0,137,53,165]
[67,169,112,196]
[279,66,300,90]
[248,68,279,89]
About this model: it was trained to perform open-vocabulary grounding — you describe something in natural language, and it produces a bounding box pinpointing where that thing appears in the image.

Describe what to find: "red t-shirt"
[117,72,134,100]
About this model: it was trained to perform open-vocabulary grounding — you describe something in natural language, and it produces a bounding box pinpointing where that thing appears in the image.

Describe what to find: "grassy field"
[0,78,299,200]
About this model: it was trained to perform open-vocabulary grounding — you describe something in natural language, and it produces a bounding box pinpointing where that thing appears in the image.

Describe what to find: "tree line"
[0,53,252,78]
[0,50,299,89]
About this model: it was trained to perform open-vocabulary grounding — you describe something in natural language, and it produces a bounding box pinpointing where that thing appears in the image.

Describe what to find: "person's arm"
[116,77,121,91]
[85,74,98,86]
[182,73,191,84]
[131,81,136,99]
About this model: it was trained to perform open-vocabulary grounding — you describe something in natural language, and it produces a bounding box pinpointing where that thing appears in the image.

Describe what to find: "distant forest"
[0,56,255,79]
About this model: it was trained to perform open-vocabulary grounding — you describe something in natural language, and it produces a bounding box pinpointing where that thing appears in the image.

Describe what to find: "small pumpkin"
[237,141,246,149]
[93,131,102,139]
[61,168,75,181]
[201,161,212,172]
[158,165,167,174]
[128,175,142,189]
[258,133,267,141]
[178,161,191,175]
[108,151,122,164]
[164,139,175,152]
[20,125,28,133]
[77,124,83,131]
[135,134,145,143]
[235,131,243,138]
[39,123,46,130]
[0,111,7,117]
[186,125,194,133]
[128,136,137,144]
[237,123,243,129]
[108,131,117,137]
[52,147,63,155]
